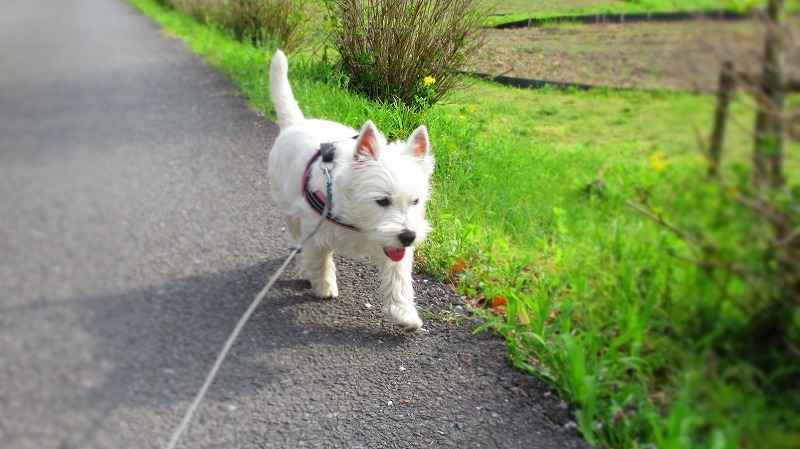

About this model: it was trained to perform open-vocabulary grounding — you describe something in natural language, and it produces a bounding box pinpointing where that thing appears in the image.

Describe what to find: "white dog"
[267,50,435,332]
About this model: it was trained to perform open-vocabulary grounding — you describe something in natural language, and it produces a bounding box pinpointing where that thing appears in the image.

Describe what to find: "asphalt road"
[0,0,591,447]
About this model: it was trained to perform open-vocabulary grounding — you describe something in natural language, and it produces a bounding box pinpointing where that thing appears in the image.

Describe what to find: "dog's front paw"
[385,302,423,333]
[311,280,338,299]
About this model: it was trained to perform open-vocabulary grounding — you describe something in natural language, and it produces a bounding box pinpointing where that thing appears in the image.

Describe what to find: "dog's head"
[337,120,435,262]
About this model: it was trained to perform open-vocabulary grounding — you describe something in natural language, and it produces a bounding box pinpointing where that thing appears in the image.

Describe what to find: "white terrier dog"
[267,50,435,332]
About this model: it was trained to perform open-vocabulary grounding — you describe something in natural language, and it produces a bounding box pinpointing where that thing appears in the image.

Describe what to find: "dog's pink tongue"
[384,248,406,262]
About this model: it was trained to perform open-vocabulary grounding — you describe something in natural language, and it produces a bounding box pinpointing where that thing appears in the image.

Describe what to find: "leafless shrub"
[160,0,219,20]
[156,0,307,50]
[218,0,307,49]
[326,0,489,108]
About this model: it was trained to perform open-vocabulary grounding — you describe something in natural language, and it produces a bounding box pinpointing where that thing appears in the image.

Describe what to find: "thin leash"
[164,156,337,449]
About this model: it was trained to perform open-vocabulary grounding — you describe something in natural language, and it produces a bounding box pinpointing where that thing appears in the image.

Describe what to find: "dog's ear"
[354,121,380,161]
[406,125,430,159]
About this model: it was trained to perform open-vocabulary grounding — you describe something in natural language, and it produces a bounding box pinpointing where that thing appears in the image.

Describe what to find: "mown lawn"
[131,0,799,447]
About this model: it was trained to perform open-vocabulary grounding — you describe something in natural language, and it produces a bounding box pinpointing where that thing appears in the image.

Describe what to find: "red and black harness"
[302,137,361,232]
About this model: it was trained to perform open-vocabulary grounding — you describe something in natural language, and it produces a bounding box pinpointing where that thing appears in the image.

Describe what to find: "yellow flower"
[423,76,436,87]
[467,104,477,113]
[650,152,669,172]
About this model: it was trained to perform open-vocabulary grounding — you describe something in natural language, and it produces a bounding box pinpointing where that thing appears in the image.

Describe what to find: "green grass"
[129,0,799,447]
[423,84,799,448]
[483,0,767,26]
[487,0,764,15]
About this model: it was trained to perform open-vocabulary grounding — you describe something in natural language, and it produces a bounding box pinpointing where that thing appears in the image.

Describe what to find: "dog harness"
[302,138,361,232]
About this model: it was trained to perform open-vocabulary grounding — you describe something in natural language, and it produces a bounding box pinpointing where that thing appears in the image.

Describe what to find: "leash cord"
[164,162,336,449]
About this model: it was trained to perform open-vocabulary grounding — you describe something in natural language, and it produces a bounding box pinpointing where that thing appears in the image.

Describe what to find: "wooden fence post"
[753,0,786,187]
[709,60,735,178]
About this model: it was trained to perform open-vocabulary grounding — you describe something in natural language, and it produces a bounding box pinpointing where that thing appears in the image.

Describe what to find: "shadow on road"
[2,257,417,447]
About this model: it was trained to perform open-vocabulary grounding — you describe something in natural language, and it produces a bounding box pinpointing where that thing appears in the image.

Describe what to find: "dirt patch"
[469,18,799,92]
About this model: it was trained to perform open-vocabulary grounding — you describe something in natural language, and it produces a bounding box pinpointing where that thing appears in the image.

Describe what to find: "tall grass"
[129,0,799,447]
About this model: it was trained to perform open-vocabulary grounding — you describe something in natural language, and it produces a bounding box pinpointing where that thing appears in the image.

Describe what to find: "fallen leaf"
[452,258,468,272]
[491,296,507,314]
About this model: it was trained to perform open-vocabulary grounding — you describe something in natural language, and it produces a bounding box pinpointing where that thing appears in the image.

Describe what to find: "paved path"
[0,0,590,447]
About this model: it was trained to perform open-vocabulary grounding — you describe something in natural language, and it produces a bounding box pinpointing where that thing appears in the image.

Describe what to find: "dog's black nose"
[398,230,416,247]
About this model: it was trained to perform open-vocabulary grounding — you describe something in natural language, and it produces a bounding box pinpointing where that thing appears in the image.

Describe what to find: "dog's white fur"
[267,50,435,332]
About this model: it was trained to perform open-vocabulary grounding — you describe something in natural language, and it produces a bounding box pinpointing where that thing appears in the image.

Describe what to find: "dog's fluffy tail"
[270,50,304,129]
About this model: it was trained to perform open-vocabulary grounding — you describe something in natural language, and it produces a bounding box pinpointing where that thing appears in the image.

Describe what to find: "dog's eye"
[412,199,419,206]
[376,197,391,207]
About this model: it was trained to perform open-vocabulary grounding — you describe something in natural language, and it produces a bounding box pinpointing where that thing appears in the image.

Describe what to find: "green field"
[131,0,799,447]
[490,0,761,14]
[484,0,767,25]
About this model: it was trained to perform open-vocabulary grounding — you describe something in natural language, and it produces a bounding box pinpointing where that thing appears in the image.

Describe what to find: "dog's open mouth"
[383,247,406,262]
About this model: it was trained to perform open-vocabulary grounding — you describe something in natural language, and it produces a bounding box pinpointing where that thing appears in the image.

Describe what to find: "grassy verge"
[129,0,799,447]
[421,86,798,448]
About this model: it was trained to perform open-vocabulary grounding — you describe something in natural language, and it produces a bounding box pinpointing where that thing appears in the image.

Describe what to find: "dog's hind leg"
[302,244,339,299]
[379,251,423,332]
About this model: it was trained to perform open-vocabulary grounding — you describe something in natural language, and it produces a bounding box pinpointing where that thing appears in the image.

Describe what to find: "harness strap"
[302,138,361,232]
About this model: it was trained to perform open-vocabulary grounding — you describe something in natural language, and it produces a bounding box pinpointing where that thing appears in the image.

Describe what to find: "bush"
[159,0,216,19]
[218,0,307,49]
[325,0,488,108]
[155,0,307,50]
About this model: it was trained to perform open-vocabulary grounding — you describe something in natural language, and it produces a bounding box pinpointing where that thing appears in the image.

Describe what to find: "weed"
[419,304,472,325]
